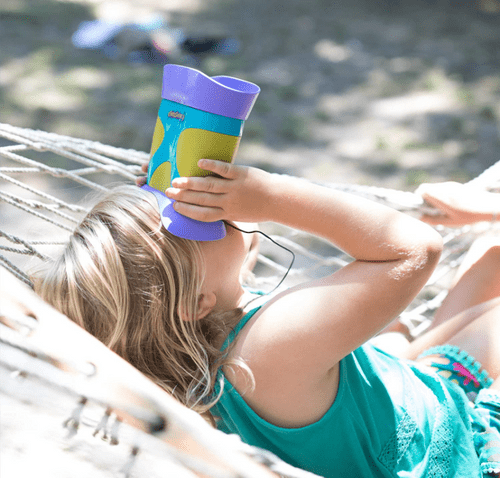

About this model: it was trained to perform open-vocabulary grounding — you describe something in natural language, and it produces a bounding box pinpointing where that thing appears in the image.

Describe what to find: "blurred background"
[1,0,500,190]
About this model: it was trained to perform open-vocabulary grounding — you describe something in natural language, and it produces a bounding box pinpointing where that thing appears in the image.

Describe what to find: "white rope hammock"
[2,122,499,335]
[1,122,500,477]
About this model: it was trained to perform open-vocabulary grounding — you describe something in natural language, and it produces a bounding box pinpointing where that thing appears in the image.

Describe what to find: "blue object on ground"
[72,17,240,65]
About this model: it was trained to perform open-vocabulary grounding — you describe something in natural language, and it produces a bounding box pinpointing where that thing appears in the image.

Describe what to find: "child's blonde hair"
[35,185,243,414]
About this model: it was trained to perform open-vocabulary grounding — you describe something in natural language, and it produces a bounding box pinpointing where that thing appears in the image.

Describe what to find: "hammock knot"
[32,142,48,152]
[51,168,68,178]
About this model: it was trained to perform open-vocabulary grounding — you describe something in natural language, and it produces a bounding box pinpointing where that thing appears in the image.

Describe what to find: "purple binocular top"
[161,64,260,120]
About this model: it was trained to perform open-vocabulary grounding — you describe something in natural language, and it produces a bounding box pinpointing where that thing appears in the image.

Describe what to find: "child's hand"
[135,162,148,187]
[417,181,500,227]
[165,159,272,223]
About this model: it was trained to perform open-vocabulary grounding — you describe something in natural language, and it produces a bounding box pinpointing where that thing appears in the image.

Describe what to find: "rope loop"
[31,142,48,152]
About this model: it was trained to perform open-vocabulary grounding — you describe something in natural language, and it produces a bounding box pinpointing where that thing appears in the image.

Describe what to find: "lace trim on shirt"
[426,401,453,478]
[378,410,417,471]
[378,370,456,477]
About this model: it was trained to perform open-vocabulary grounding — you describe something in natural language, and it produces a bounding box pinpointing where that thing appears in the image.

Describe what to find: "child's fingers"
[171,175,228,194]
[419,213,449,225]
[135,176,147,186]
[420,193,456,216]
[197,159,241,179]
[172,200,223,223]
[166,187,222,208]
[417,186,455,214]
[416,182,463,214]
[419,192,449,210]
[136,161,149,185]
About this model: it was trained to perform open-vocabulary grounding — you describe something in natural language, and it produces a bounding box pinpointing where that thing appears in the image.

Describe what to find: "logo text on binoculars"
[168,111,185,121]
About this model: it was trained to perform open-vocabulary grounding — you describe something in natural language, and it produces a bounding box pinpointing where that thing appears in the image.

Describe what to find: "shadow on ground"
[1,0,499,189]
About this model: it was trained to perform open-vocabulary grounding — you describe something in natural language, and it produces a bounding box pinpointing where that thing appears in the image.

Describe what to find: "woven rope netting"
[1,122,500,335]
[1,122,500,477]
[0,123,324,478]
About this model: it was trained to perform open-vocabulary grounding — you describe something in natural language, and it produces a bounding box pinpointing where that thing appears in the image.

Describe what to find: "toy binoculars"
[142,64,260,241]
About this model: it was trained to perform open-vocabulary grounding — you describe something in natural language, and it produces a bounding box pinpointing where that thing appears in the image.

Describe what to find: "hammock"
[2,122,500,334]
[1,123,499,477]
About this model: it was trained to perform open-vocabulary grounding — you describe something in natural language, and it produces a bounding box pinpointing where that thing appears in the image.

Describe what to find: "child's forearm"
[264,174,443,263]
[166,161,442,265]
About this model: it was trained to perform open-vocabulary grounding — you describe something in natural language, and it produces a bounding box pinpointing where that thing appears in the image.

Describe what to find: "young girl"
[36,159,500,477]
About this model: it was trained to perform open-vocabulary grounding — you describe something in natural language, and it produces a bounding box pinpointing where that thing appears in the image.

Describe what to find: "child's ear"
[192,292,216,321]
[179,293,216,321]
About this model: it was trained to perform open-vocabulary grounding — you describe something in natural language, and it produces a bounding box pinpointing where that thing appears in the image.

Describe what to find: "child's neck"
[238,290,259,309]
[211,291,265,350]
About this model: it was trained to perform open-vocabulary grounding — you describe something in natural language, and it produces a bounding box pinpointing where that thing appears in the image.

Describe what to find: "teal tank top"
[211,307,481,478]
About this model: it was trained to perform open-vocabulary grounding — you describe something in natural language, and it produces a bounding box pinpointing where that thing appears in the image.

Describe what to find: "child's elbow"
[416,225,443,271]
[393,225,442,282]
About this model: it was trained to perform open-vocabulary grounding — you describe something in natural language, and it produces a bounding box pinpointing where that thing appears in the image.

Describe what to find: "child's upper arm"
[237,249,436,384]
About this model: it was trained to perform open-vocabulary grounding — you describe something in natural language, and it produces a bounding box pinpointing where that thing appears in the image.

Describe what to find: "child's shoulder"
[224,290,344,427]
